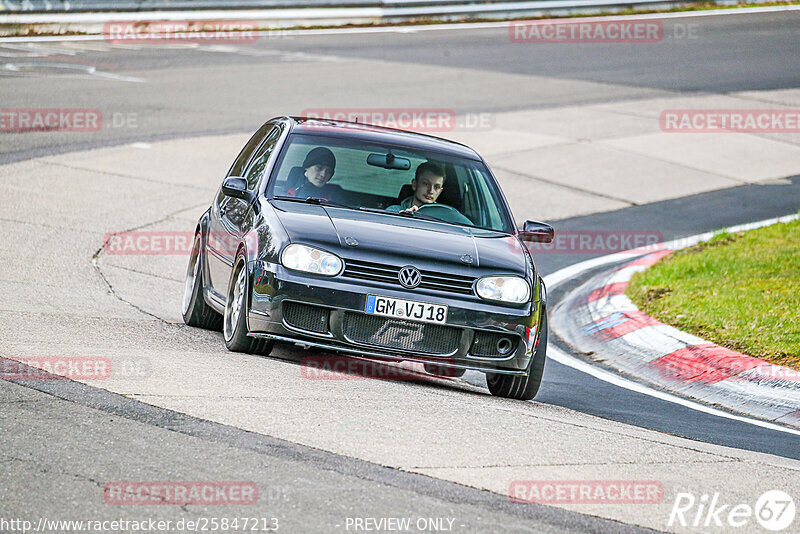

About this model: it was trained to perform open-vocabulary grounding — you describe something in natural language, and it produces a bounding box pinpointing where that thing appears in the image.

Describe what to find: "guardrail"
[0,0,683,10]
[0,0,775,37]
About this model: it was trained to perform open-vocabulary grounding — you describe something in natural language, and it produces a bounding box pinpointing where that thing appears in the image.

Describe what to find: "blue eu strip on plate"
[365,294,376,314]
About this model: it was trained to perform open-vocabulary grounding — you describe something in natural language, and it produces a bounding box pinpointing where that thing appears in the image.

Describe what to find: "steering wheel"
[414,203,473,225]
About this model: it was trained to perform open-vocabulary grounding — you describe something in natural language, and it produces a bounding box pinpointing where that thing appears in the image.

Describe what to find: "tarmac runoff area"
[3,88,800,532]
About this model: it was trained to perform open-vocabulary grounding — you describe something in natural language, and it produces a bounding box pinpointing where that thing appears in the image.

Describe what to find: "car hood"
[270,200,528,275]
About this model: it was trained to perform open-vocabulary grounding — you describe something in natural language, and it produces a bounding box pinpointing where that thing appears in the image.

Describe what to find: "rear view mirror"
[367,153,411,170]
[518,220,554,243]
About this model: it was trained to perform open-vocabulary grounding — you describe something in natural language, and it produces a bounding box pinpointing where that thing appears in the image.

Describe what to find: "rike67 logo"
[669,490,796,531]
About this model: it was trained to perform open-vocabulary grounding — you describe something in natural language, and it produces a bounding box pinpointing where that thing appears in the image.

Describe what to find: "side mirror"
[221,176,253,202]
[518,220,554,244]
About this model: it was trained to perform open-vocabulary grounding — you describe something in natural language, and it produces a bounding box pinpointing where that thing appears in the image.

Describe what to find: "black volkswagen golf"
[183,117,554,400]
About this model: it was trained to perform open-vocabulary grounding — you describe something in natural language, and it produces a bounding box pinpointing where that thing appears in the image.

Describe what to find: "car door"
[207,123,283,300]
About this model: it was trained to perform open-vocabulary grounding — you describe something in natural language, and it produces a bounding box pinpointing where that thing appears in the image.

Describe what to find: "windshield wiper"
[272,196,351,210]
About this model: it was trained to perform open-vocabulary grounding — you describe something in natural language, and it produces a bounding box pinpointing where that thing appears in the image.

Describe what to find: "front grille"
[283,302,330,334]
[343,312,460,355]
[470,331,519,358]
[342,259,475,296]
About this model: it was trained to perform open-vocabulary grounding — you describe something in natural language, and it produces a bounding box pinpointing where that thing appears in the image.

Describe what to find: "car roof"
[283,116,483,161]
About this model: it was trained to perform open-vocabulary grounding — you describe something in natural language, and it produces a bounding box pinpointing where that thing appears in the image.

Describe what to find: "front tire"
[223,252,274,355]
[486,309,547,400]
[182,231,223,331]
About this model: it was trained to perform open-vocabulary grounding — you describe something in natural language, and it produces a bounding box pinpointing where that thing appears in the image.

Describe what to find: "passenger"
[388,162,446,212]
[288,147,343,201]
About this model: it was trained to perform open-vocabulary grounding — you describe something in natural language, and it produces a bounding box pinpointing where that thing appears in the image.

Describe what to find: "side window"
[228,122,273,178]
[464,168,503,229]
[243,126,282,190]
[217,123,273,208]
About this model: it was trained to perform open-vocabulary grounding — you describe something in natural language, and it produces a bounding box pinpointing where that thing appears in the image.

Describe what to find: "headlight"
[476,276,530,304]
[281,244,342,276]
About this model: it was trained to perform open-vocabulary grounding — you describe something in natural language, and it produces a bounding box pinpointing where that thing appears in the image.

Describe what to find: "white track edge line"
[548,346,800,436]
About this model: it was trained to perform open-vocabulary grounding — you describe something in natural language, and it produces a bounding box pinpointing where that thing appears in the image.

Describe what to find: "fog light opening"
[496,337,513,355]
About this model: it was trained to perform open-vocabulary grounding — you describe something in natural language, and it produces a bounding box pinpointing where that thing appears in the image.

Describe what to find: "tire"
[486,309,547,401]
[182,231,223,331]
[424,363,466,378]
[223,251,274,356]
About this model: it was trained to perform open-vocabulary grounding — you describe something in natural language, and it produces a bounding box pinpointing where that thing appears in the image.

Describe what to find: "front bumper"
[246,261,544,374]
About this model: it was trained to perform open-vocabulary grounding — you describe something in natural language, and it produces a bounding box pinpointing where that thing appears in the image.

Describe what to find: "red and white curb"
[546,214,800,432]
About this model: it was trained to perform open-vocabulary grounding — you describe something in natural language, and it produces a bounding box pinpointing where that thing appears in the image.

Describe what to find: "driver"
[388,162,445,212]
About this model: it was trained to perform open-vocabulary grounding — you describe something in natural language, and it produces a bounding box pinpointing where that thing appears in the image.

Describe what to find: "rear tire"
[182,232,223,331]
[223,252,274,356]
[486,309,547,400]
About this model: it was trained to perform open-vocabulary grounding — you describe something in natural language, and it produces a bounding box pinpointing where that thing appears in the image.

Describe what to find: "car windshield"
[266,133,514,233]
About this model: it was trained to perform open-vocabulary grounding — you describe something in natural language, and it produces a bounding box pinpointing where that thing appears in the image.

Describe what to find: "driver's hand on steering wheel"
[401,205,419,212]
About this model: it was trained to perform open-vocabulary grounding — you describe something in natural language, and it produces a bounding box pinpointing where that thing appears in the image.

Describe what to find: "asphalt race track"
[2,10,800,533]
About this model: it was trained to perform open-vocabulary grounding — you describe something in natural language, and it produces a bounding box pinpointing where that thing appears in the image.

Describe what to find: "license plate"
[365,295,447,324]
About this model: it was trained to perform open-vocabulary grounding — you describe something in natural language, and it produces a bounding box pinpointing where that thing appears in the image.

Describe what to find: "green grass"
[626,217,800,370]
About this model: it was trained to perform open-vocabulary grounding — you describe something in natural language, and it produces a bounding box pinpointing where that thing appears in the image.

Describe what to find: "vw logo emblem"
[398,266,421,289]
